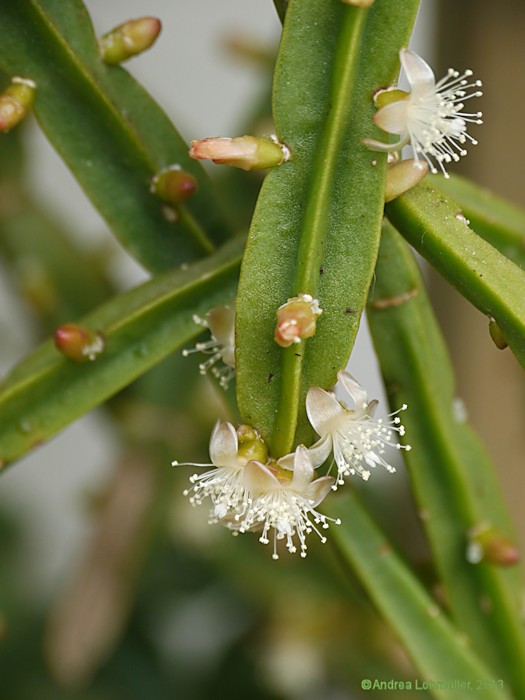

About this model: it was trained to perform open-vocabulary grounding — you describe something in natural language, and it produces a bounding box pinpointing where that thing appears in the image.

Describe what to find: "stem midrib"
[271,6,369,457]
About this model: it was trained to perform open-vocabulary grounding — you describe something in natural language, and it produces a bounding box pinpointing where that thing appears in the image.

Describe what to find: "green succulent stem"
[236,0,420,456]
[0,237,243,467]
[367,224,525,694]
[428,174,525,269]
[273,6,369,458]
[386,182,525,369]
[330,493,512,700]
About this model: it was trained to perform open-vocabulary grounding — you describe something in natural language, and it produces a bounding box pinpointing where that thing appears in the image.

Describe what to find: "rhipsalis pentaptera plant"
[1,1,525,697]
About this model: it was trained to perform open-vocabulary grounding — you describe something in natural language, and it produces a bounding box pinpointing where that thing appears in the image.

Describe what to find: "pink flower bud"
[0,78,36,133]
[189,135,289,171]
[151,166,198,205]
[54,324,105,362]
[274,294,322,348]
[99,17,162,64]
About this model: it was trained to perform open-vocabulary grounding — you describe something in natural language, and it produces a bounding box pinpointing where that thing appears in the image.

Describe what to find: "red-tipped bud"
[274,294,322,348]
[150,166,198,205]
[0,77,36,133]
[189,135,290,171]
[467,523,520,567]
[488,318,508,350]
[99,17,162,64]
[54,324,105,363]
[385,158,429,202]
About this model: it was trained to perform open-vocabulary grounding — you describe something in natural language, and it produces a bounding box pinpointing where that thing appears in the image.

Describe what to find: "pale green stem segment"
[428,174,525,269]
[330,493,512,700]
[0,237,244,468]
[0,0,231,272]
[366,223,525,695]
[236,0,420,457]
[386,182,525,369]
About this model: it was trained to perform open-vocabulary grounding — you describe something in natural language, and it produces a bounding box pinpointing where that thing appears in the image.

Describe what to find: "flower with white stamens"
[173,421,267,521]
[229,445,338,559]
[363,49,482,178]
[306,371,410,487]
[183,305,235,388]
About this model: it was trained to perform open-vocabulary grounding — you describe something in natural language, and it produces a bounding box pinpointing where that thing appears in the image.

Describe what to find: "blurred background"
[0,1,523,698]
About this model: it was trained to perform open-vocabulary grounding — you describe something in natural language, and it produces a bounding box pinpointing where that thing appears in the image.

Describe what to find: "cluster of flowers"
[173,49,483,559]
[173,369,409,559]
[190,50,482,182]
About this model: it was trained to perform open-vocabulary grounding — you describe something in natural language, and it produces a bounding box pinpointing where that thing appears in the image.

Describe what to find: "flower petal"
[374,100,409,136]
[209,420,238,467]
[290,445,314,492]
[400,48,435,94]
[308,435,333,466]
[206,306,235,354]
[306,476,335,507]
[337,371,369,409]
[244,460,279,495]
[306,387,345,436]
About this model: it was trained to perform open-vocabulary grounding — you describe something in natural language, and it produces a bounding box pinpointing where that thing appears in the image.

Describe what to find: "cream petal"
[277,435,332,473]
[244,460,280,494]
[306,387,345,436]
[290,445,314,493]
[400,48,435,95]
[276,452,295,470]
[308,435,333,466]
[362,136,408,153]
[206,305,235,348]
[337,370,369,409]
[374,101,410,136]
[209,420,239,467]
[306,476,335,507]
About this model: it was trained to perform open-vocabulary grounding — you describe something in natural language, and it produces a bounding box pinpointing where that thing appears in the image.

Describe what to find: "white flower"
[306,371,410,486]
[173,420,265,520]
[364,49,482,177]
[182,305,235,388]
[228,446,338,559]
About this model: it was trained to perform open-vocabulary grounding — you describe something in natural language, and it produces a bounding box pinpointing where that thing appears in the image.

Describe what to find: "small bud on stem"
[274,294,322,348]
[189,135,290,171]
[467,523,519,567]
[54,324,105,362]
[0,77,36,133]
[488,318,508,350]
[99,17,162,64]
[151,166,198,205]
[236,425,268,464]
[385,158,429,202]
